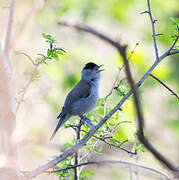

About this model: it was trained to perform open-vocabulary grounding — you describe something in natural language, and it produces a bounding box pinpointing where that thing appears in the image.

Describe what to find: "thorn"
[153,19,158,23]
[140,11,149,14]
[152,33,163,37]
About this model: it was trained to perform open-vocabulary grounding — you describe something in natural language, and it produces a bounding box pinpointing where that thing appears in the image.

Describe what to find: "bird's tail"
[50,114,69,141]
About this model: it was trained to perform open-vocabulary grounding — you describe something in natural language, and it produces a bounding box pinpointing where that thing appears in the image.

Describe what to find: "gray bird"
[50,62,103,140]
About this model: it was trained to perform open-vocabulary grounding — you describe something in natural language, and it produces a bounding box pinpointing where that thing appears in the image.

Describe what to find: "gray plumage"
[50,62,103,140]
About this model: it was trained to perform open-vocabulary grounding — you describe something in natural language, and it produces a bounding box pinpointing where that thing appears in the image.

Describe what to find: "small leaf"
[94,147,102,152]
[56,49,64,55]
[47,49,52,57]
[51,53,59,60]
[170,17,179,25]
[42,33,52,40]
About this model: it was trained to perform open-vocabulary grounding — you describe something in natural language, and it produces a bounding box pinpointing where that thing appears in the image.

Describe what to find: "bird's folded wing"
[61,80,90,115]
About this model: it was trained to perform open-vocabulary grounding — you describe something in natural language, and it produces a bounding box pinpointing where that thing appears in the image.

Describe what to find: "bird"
[50,62,103,140]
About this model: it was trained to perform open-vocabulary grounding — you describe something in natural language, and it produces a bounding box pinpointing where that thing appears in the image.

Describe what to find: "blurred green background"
[0,0,179,179]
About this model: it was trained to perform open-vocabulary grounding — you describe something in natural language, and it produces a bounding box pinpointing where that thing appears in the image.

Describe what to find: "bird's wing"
[60,80,90,116]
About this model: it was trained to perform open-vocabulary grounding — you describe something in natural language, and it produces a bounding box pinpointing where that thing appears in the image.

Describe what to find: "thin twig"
[4,0,15,57]
[104,43,139,100]
[111,121,132,133]
[114,87,126,96]
[16,51,36,65]
[140,11,149,14]
[69,125,133,154]
[150,74,179,99]
[15,50,49,113]
[169,49,179,55]
[146,0,159,60]
[16,63,40,113]
[104,67,122,99]
[46,160,169,179]
[81,128,134,154]
[152,33,163,37]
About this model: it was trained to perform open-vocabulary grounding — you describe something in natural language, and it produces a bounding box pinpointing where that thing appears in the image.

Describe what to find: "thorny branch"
[121,32,178,171]
[16,62,40,113]
[149,74,179,99]
[15,45,56,113]
[121,0,179,172]
[146,0,159,60]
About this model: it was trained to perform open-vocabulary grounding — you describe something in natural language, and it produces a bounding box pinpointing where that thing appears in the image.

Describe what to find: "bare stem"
[150,74,179,99]
[146,0,159,60]
[16,51,36,65]
[16,64,40,113]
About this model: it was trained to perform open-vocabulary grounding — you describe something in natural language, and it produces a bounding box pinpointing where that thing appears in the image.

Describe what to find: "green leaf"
[42,33,52,40]
[51,53,59,60]
[96,98,105,106]
[85,170,95,176]
[47,49,52,57]
[56,49,64,55]
[110,138,115,143]
[133,144,146,152]
[170,17,179,25]
[94,147,102,152]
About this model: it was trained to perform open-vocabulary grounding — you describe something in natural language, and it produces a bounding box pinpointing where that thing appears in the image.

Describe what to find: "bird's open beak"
[97,64,104,73]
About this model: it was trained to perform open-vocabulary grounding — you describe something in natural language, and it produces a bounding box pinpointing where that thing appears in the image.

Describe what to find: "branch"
[16,51,36,65]
[58,21,126,53]
[73,121,82,180]
[122,42,178,172]
[4,0,16,57]
[46,160,169,179]
[110,120,132,133]
[169,50,179,55]
[76,127,135,155]
[16,63,40,113]
[146,0,159,60]
[149,74,179,99]
[27,22,179,178]
[104,43,138,101]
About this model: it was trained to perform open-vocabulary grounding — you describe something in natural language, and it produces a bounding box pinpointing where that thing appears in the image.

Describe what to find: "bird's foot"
[79,115,95,129]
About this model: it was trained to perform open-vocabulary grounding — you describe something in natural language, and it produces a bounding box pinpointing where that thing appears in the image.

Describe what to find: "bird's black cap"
[84,62,98,70]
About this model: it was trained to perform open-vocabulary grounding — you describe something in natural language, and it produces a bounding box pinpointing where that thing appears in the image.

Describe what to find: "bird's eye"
[91,78,94,81]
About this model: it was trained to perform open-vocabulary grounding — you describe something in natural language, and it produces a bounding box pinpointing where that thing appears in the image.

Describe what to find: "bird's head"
[81,62,103,83]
